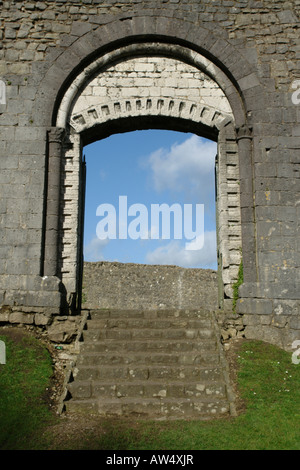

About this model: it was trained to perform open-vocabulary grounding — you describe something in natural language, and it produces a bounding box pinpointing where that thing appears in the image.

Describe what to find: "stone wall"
[72,56,231,117]
[82,261,219,311]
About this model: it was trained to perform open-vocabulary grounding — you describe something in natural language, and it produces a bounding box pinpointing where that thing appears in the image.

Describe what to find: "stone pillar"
[236,124,257,283]
[43,127,65,277]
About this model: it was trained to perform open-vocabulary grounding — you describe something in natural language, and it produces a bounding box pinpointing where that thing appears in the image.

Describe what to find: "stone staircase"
[64,308,236,420]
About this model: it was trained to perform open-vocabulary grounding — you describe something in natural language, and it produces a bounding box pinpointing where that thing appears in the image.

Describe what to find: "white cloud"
[144,135,217,202]
[84,236,109,262]
[145,230,217,269]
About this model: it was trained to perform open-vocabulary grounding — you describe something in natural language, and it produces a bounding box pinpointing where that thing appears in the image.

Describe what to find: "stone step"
[68,379,227,400]
[77,338,217,354]
[74,364,223,381]
[83,326,214,341]
[87,308,214,320]
[81,330,216,352]
[65,396,230,419]
[76,350,220,367]
[85,317,212,331]
[64,308,235,419]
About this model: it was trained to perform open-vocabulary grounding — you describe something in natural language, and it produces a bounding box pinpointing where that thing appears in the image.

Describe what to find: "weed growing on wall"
[233,258,243,313]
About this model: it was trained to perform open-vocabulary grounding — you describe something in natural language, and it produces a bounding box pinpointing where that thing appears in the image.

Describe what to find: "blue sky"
[83,130,218,269]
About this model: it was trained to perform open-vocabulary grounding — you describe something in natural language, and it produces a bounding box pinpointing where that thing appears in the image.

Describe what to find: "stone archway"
[49,40,252,312]
[1,3,298,357]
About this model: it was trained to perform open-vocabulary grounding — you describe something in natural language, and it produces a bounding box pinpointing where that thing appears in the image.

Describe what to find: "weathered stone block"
[0,312,10,322]
[35,313,51,326]
[10,312,34,324]
[47,317,79,343]
[237,298,273,315]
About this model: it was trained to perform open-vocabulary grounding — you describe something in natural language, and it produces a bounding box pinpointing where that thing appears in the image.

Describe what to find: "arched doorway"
[45,40,253,313]
[81,129,219,311]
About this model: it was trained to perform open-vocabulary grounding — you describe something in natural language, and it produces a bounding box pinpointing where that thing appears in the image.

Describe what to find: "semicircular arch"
[33,14,263,132]
[55,41,244,131]
[41,28,258,312]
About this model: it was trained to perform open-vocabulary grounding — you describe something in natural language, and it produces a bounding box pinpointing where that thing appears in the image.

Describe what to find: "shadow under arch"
[80,114,219,147]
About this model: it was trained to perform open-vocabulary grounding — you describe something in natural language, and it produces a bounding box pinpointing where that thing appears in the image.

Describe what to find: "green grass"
[0,327,299,450]
[61,340,299,451]
[0,328,55,450]
[232,258,243,313]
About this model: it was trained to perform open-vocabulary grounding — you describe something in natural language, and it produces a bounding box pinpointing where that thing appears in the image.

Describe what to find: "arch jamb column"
[236,124,257,283]
[43,127,65,277]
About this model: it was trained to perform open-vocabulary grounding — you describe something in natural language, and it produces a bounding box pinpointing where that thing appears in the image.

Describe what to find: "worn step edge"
[77,346,217,356]
[88,309,215,319]
[82,329,214,340]
[74,365,224,381]
[79,342,217,353]
[77,347,218,356]
[78,338,217,346]
[74,364,224,372]
[85,319,213,328]
[76,353,220,366]
[64,396,230,419]
[68,379,227,399]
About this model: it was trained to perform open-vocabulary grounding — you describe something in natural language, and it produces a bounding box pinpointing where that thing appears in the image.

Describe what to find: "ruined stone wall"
[0,1,299,350]
[82,261,219,311]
